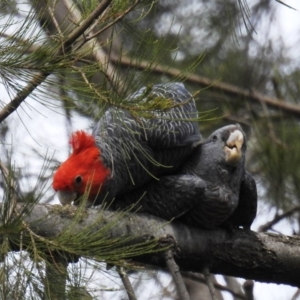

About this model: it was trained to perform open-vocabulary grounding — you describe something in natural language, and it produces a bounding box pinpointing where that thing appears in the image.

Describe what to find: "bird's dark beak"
[57,190,77,206]
[224,129,244,166]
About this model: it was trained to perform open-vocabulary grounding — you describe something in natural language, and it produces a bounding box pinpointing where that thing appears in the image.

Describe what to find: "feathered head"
[52,131,110,205]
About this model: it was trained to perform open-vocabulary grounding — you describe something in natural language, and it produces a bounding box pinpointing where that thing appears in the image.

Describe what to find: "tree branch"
[0,72,49,123]
[63,0,112,48]
[182,272,245,299]
[62,0,123,91]
[117,266,137,300]
[0,0,112,123]
[164,249,190,300]
[243,280,254,300]
[203,268,219,300]
[113,56,300,118]
[3,31,300,120]
[258,206,300,232]
[43,256,68,300]
[4,203,300,288]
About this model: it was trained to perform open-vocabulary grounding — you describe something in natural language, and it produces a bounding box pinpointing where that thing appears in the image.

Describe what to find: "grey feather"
[224,171,257,230]
[115,124,257,230]
[92,82,201,205]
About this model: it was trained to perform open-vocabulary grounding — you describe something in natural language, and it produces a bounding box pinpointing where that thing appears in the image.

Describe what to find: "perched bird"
[52,83,201,206]
[114,124,257,230]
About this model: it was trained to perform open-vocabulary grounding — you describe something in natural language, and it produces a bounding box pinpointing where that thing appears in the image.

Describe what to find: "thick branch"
[5,204,300,288]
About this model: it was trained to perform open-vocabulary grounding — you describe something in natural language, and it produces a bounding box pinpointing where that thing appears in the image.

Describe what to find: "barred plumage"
[53,82,201,206]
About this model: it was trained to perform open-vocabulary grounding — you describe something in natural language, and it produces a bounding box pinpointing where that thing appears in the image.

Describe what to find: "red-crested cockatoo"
[52,82,201,206]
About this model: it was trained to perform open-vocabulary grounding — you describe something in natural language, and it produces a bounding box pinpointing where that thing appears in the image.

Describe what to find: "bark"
[4,203,300,288]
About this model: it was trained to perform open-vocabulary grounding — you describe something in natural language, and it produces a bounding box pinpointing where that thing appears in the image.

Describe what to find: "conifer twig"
[0,72,49,123]
[3,32,300,119]
[0,160,18,222]
[1,161,73,300]
[164,249,191,300]
[182,272,246,299]
[62,0,122,91]
[243,280,254,300]
[84,0,140,42]
[112,56,300,119]
[0,0,112,123]
[258,206,300,232]
[0,160,79,265]
[203,267,219,300]
[117,266,137,300]
[44,256,68,300]
[291,288,300,300]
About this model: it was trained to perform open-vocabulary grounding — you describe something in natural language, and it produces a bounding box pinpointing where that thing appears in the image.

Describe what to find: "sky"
[251,3,300,298]
[1,1,300,299]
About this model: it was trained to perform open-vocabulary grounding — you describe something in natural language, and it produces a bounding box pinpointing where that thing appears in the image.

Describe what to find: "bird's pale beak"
[57,190,77,206]
[224,129,244,166]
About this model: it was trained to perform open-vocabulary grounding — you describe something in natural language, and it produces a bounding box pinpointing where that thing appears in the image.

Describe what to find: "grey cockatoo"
[113,124,257,230]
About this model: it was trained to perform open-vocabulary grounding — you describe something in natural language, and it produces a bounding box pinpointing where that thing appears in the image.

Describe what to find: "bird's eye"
[74,175,82,185]
[212,135,218,141]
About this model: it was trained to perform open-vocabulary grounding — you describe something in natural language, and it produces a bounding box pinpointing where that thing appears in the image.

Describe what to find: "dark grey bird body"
[178,125,246,228]
[224,171,257,230]
[92,82,201,205]
[114,124,257,230]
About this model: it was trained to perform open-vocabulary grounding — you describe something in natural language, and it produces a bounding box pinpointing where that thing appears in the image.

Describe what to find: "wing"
[112,174,206,221]
[113,171,239,230]
[224,171,257,230]
[92,82,201,159]
[91,83,201,198]
[128,82,201,148]
[183,184,239,229]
